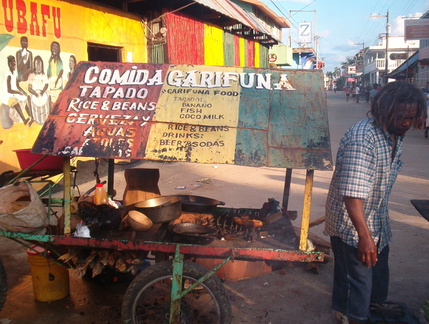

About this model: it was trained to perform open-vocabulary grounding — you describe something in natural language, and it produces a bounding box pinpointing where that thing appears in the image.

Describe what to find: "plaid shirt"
[325,117,404,251]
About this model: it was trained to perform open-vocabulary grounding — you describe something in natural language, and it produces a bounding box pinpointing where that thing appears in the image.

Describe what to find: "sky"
[264,0,429,72]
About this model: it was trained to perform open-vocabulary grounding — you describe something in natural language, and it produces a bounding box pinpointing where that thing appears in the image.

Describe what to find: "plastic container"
[14,149,63,171]
[93,183,108,205]
[27,246,70,302]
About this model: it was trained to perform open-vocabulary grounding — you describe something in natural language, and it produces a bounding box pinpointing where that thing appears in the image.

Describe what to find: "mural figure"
[67,55,77,81]
[47,41,63,103]
[1,56,30,129]
[16,36,33,82]
[27,55,51,125]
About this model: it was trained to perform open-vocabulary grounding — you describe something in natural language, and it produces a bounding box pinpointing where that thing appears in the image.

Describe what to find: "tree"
[336,76,346,90]
[333,67,341,79]
[341,56,356,73]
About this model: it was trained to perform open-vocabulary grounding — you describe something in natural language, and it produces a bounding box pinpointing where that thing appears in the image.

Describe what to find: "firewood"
[91,260,105,277]
[115,258,127,272]
[98,249,110,266]
[309,216,326,228]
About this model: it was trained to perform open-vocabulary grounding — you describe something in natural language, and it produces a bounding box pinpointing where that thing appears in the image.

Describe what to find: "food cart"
[0,62,332,323]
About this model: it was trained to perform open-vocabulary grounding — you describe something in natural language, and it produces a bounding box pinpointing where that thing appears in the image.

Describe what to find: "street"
[0,90,428,324]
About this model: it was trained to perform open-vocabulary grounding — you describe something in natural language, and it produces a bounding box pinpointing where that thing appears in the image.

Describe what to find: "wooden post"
[299,169,314,251]
[63,157,71,235]
[108,159,115,198]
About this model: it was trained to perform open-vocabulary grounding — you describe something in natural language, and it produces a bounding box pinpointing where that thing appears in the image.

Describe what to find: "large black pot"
[168,195,225,213]
[135,196,182,224]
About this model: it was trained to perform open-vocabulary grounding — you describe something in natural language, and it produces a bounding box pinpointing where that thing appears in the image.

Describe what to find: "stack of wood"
[59,248,148,278]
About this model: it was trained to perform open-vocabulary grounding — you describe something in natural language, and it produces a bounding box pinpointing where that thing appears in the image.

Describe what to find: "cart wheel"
[0,257,7,311]
[122,260,231,324]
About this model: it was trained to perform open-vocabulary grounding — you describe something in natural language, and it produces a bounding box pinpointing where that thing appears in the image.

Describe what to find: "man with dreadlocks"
[324,81,427,324]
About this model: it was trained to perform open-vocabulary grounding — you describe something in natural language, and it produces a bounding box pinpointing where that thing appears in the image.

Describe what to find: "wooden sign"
[32,62,332,170]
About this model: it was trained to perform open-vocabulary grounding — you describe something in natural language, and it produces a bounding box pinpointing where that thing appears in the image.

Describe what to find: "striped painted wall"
[254,42,261,67]
[165,12,268,68]
[223,32,235,66]
[165,12,205,64]
[234,35,241,66]
[247,39,255,67]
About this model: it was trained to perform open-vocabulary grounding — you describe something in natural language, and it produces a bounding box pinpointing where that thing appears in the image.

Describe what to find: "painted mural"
[33,62,332,170]
[0,0,147,172]
[2,36,77,129]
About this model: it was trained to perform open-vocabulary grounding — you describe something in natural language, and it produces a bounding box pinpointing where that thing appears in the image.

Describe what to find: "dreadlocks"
[369,81,426,132]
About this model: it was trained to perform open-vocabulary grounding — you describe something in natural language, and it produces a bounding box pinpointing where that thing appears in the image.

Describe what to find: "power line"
[290,0,316,16]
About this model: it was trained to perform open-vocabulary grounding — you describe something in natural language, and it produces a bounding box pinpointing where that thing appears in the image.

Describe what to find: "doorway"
[87,43,122,62]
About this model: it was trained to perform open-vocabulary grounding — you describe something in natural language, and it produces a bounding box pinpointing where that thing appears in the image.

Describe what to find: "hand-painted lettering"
[2,0,61,37]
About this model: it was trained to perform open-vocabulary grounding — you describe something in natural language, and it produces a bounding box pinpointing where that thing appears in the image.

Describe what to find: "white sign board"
[299,22,312,44]
[348,66,356,74]
[405,19,429,40]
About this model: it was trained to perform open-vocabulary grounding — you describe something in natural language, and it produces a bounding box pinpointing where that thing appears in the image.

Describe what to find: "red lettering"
[2,0,14,32]
[16,0,26,33]
[1,0,61,38]
[52,6,61,38]
[29,2,39,35]
[40,4,49,37]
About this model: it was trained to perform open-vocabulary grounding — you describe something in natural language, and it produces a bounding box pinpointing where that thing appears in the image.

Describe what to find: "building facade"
[415,11,429,88]
[362,35,419,86]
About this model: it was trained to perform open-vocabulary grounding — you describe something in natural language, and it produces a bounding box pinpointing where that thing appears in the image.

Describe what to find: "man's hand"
[357,234,378,268]
[343,196,378,268]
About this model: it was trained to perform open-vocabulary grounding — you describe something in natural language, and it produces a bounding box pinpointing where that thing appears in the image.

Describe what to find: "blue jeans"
[330,236,389,322]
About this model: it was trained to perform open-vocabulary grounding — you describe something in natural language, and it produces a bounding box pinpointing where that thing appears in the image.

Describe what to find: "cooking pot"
[168,195,225,213]
[169,222,217,245]
[125,210,153,231]
[135,196,182,224]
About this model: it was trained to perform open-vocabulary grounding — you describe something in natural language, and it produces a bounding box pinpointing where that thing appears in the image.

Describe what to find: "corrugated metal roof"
[233,0,290,28]
[193,0,281,44]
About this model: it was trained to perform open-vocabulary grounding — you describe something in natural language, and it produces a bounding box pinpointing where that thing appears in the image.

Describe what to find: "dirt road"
[0,91,428,323]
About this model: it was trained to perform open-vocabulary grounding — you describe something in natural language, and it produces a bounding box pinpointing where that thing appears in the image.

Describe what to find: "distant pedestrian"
[369,83,378,105]
[345,87,350,102]
[355,85,361,103]
[364,86,371,103]
[351,85,356,102]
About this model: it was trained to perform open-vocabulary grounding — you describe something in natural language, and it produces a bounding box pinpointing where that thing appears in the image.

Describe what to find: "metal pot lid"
[168,195,225,206]
[135,196,181,209]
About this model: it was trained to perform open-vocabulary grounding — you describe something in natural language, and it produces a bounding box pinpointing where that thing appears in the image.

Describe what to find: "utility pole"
[354,42,365,65]
[354,42,365,83]
[370,10,390,84]
[354,42,365,56]
[385,10,389,82]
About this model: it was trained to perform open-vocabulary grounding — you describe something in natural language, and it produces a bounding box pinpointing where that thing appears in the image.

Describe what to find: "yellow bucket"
[27,246,70,302]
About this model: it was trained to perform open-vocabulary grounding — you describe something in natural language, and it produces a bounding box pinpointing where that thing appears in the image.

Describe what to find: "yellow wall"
[204,24,224,66]
[0,0,146,172]
[254,42,261,67]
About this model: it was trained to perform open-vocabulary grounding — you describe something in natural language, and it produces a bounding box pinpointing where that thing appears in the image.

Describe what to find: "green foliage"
[335,76,346,90]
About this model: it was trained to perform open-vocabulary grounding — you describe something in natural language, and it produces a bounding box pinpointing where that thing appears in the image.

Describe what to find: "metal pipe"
[63,157,71,235]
